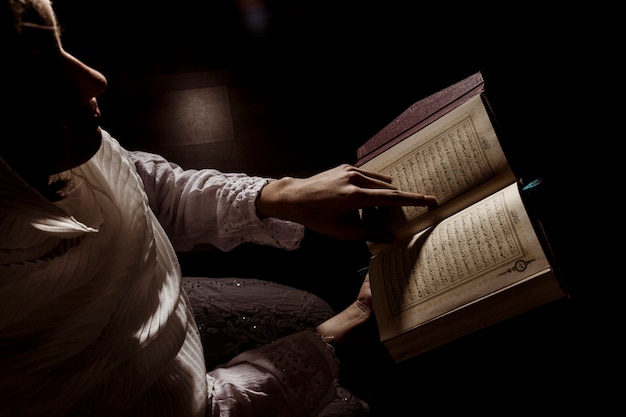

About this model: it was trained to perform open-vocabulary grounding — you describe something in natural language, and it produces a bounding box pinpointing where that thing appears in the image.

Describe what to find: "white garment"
[129,149,304,253]
[0,131,367,416]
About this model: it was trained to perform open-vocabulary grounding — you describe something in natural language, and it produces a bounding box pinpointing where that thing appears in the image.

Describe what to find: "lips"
[91,98,101,121]
[86,97,101,131]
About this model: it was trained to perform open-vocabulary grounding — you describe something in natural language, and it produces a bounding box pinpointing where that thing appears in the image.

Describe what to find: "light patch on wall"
[151,86,235,146]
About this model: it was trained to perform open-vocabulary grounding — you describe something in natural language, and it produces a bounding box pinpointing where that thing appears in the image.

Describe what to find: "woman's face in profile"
[3,0,108,179]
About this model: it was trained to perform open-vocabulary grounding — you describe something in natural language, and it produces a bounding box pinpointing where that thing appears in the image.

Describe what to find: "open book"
[356,72,567,363]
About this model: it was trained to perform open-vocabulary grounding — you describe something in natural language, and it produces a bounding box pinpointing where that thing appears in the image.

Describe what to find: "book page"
[360,94,516,252]
[370,183,552,341]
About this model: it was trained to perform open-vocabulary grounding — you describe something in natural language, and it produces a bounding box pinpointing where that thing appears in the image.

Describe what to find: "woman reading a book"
[0,1,437,415]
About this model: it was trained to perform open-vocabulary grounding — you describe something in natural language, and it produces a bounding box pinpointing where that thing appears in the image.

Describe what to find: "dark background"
[52,1,608,415]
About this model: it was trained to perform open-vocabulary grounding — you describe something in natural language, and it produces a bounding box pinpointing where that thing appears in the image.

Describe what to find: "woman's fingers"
[349,166,394,186]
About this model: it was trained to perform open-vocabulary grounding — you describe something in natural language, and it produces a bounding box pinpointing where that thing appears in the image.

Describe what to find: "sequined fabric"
[184,277,369,416]
[183,277,335,369]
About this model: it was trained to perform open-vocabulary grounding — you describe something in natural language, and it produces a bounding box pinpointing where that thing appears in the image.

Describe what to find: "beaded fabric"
[183,277,335,369]
[184,277,370,416]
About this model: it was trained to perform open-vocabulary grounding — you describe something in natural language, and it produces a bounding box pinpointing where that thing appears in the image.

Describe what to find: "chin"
[56,128,103,173]
[76,128,103,165]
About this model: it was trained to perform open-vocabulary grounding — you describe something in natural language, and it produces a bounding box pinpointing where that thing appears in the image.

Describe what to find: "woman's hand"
[315,272,373,345]
[257,164,437,242]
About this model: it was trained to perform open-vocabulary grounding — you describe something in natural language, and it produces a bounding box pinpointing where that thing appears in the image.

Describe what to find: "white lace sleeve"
[207,331,368,417]
[128,150,304,252]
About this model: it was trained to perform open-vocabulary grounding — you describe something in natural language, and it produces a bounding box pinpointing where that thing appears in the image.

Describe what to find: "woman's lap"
[182,277,335,370]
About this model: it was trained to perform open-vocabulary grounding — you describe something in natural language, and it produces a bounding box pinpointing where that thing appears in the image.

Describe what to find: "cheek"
[3,69,101,174]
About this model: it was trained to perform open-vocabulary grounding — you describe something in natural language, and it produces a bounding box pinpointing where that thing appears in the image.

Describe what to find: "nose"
[61,50,108,102]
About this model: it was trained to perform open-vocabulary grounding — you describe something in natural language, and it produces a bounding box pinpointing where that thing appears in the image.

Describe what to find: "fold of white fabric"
[0,131,207,416]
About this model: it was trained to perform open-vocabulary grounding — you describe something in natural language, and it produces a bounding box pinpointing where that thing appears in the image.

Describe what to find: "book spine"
[356,72,485,166]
